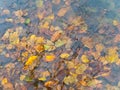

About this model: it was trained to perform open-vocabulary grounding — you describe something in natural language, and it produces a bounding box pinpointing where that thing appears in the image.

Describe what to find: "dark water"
[0,0,120,90]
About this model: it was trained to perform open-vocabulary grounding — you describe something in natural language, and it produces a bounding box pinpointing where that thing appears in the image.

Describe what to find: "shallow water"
[0,0,120,90]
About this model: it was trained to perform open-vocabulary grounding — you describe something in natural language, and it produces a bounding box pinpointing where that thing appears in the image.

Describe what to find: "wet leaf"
[60,53,70,59]
[55,39,66,47]
[44,80,58,87]
[20,75,26,81]
[113,20,119,26]
[66,61,75,69]
[25,55,38,66]
[57,7,69,17]
[1,78,8,85]
[24,76,33,82]
[35,44,44,53]
[51,31,62,42]
[38,77,46,81]
[52,0,61,5]
[36,0,43,8]
[63,75,77,85]
[81,55,90,63]
[45,54,56,62]
[25,18,31,25]
[75,64,87,74]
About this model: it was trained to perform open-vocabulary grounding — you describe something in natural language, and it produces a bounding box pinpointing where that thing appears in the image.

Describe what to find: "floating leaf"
[60,53,70,59]
[45,54,56,62]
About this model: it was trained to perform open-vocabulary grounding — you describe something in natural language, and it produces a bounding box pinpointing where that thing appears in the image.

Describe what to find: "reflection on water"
[0,0,120,90]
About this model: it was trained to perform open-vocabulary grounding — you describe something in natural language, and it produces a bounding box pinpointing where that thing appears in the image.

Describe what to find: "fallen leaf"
[36,0,43,8]
[60,53,70,59]
[35,44,44,53]
[51,31,62,42]
[81,55,90,63]
[63,75,77,85]
[1,78,8,85]
[25,55,38,66]
[45,54,56,62]
[44,80,58,87]
[113,20,119,26]
[38,77,46,81]
[57,7,69,17]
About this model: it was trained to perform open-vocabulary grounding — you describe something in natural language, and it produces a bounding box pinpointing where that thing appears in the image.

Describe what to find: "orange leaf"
[44,80,58,87]
[51,31,62,42]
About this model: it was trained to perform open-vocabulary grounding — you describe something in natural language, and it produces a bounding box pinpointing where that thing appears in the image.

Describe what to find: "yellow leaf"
[113,20,119,26]
[35,44,44,53]
[20,75,26,81]
[1,78,8,85]
[63,75,77,85]
[36,37,45,44]
[25,56,38,66]
[45,54,56,62]
[60,53,70,59]
[76,64,87,74]
[81,55,90,63]
[41,22,49,29]
[66,61,75,69]
[38,77,46,81]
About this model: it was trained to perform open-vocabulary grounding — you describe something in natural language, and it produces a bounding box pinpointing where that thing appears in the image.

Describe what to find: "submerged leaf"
[60,53,70,59]
[45,54,56,62]
[25,56,38,66]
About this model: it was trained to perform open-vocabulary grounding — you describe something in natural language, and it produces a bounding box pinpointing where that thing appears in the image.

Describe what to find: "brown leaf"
[51,31,62,42]
[57,7,69,17]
